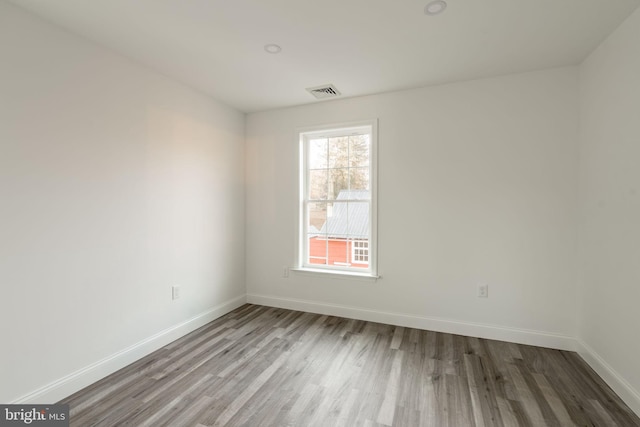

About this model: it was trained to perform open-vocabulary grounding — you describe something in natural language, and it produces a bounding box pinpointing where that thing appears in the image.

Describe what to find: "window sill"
[291,267,380,281]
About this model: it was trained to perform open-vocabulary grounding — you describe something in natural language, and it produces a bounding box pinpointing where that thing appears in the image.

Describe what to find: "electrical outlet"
[172,285,181,300]
[478,283,488,298]
[283,267,289,278]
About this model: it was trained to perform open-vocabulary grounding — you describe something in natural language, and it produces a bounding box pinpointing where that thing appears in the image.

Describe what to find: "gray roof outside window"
[318,189,369,239]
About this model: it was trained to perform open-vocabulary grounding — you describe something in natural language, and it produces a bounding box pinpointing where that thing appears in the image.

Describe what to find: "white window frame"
[296,120,378,278]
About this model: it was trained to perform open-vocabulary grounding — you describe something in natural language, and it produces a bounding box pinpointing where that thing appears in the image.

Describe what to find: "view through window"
[299,122,376,274]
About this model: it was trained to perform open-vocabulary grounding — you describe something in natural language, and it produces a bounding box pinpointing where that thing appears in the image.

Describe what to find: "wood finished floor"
[60,304,640,426]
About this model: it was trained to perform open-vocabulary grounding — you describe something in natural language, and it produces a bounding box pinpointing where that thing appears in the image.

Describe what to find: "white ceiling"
[9,0,640,112]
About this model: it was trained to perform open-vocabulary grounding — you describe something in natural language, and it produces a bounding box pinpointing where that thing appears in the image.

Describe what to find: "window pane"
[329,168,349,200]
[346,201,369,239]
[307,202,327,265]
[349,167,370,192]
[328,237,350,266]
[326,201,369,241]
[307,202,327,234]
[328,136,349,168]
[309,138,328,169]
[309,169,328,200]
[349,135,370,167]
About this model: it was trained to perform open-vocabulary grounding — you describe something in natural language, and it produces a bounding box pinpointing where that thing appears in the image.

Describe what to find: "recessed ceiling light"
[425,0,447,15]
[264,44,282,54]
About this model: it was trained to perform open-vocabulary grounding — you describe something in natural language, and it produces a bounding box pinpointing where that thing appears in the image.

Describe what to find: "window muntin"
[299,122,376,275]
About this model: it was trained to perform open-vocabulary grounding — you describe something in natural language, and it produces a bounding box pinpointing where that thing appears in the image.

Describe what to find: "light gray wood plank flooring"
[60,304,640,426]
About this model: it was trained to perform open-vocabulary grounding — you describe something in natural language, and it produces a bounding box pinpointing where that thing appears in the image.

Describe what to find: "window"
[298,121,377,276]
[352,240,369,265]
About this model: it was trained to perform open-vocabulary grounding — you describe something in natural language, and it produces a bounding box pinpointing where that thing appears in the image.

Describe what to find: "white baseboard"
[576,340,640,417]
[246,294,577,351]
[14,292,640,419]
[11,294,247,404]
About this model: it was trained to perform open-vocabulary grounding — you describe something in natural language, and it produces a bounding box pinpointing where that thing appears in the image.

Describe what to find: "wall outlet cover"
[478,284,489,298]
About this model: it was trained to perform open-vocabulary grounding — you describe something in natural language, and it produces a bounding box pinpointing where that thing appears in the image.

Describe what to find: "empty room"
[1,0,640,425]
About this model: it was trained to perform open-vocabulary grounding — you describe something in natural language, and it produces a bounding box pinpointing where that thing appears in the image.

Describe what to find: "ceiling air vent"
[306,84,341,99]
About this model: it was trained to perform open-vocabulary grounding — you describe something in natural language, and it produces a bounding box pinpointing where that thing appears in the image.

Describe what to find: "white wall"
[578,7,640,414]
[246,68,580,348]
[0,2,245,403]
